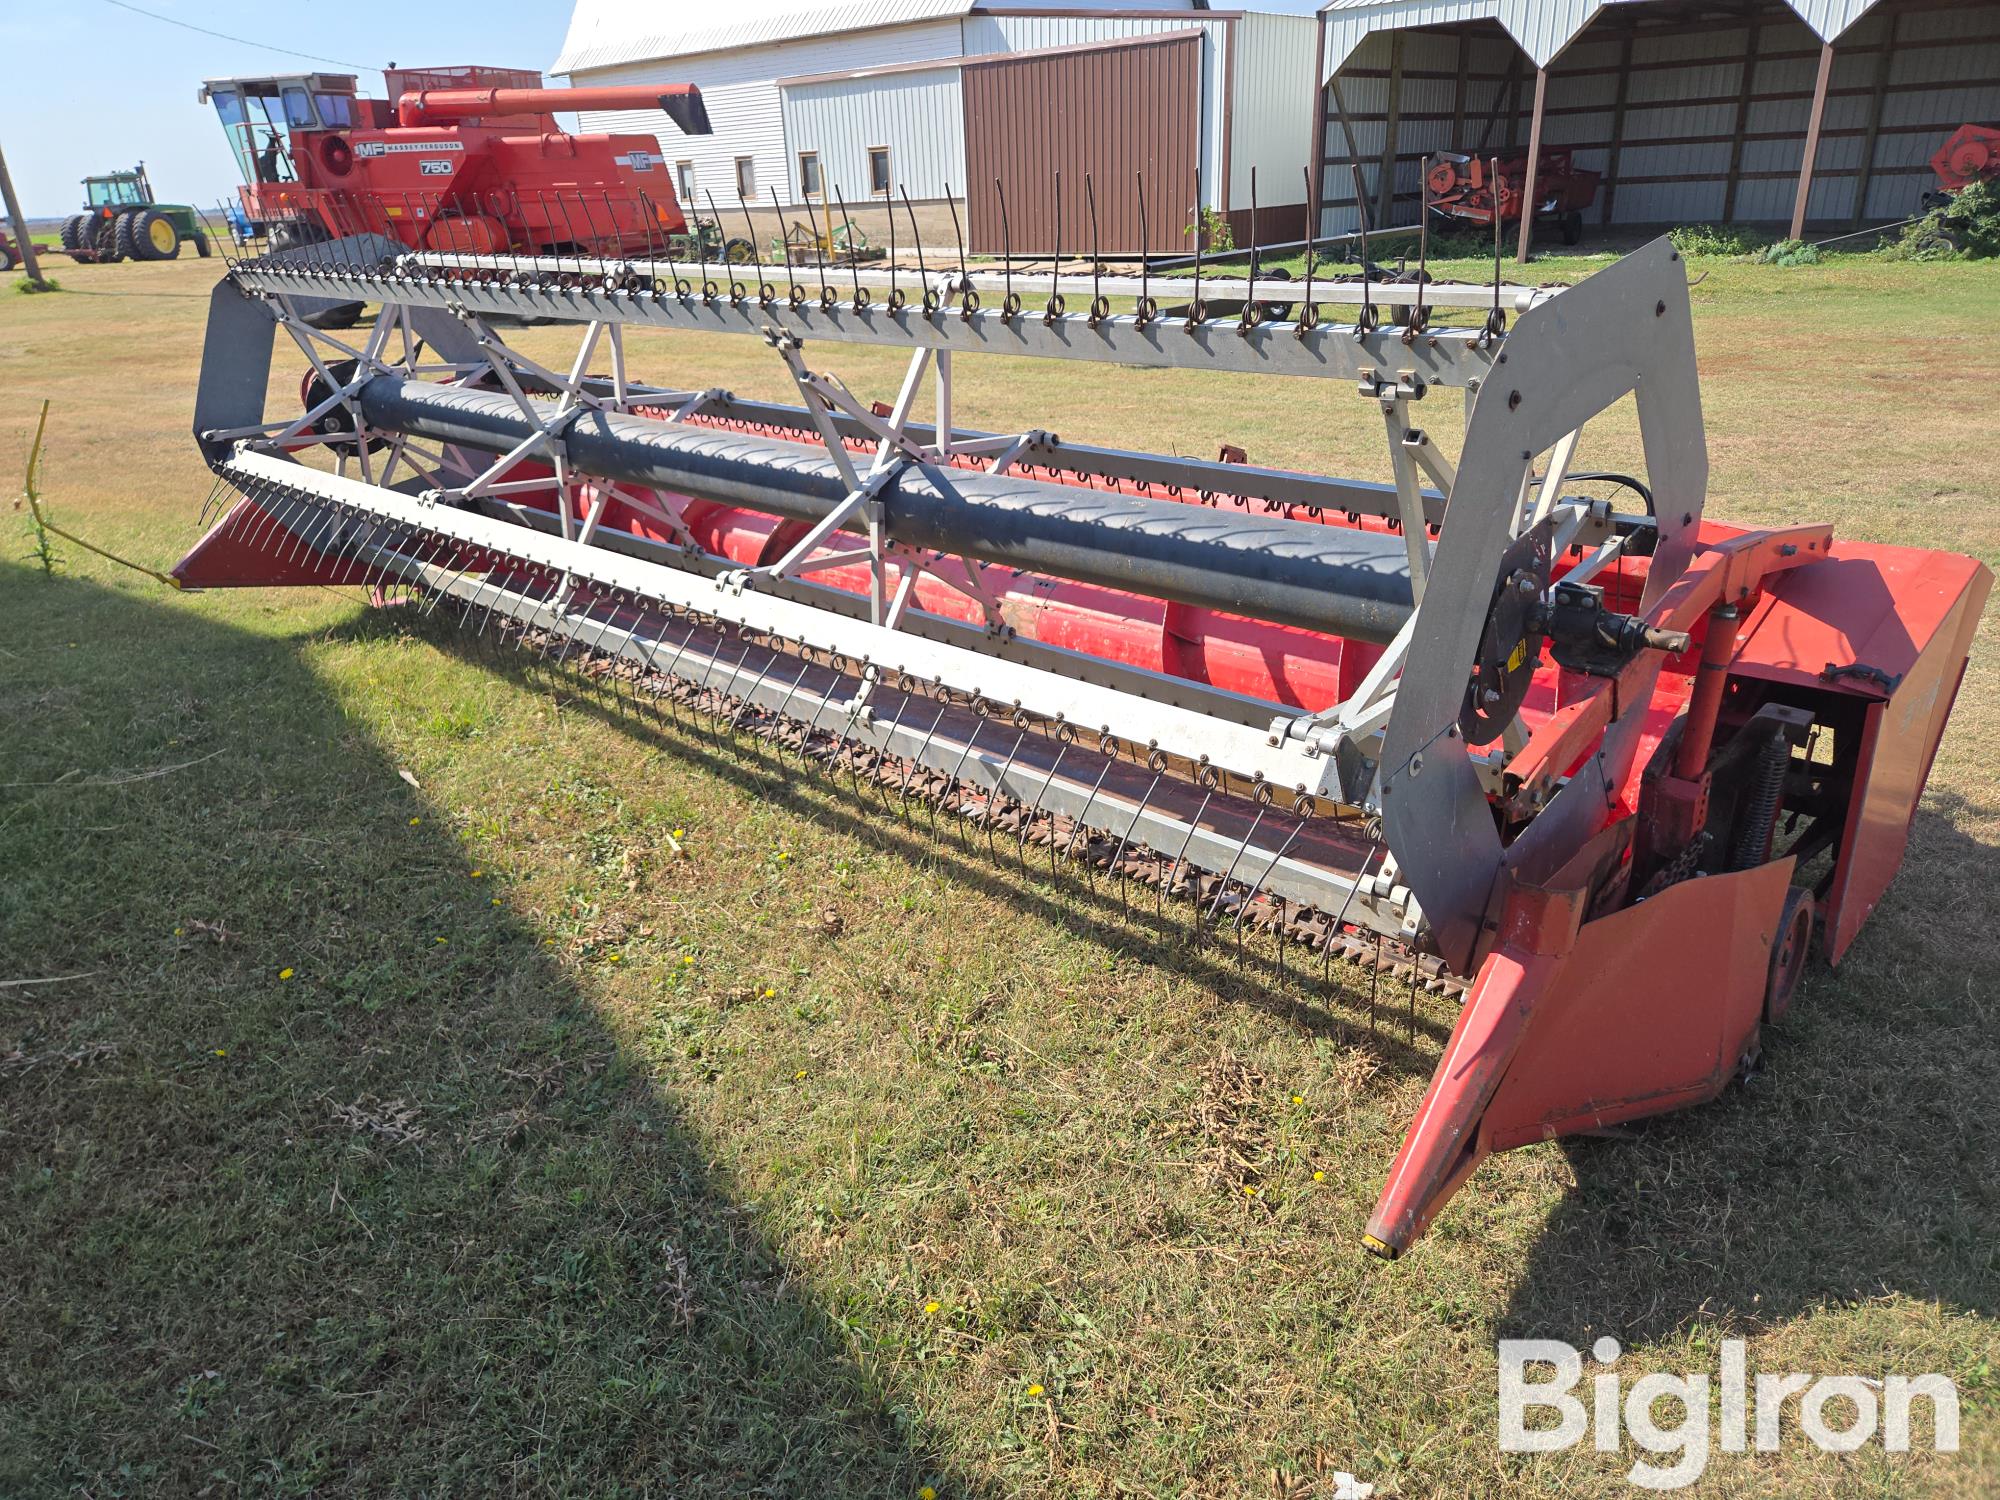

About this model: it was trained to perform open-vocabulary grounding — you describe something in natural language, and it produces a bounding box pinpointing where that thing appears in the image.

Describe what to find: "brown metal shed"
[962,30,1204,257]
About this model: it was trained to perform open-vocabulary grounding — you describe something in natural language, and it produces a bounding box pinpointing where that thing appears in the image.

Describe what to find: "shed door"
[962,33,1202,257]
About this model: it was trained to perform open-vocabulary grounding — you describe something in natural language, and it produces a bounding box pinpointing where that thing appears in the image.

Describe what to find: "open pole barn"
[1313,0,2000,258]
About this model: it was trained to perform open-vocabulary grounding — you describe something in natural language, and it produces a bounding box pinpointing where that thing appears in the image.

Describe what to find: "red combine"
[1426,148,1600,244]
[199,66,710,256]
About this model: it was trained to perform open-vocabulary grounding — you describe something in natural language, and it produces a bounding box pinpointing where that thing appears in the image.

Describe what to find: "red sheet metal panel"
[962,32,1202,257]
[1730,542,1993,964]
[1479,858,1792,1152]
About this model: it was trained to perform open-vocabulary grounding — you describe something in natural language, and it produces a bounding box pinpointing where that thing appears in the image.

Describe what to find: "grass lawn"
[2,246,1996,1497]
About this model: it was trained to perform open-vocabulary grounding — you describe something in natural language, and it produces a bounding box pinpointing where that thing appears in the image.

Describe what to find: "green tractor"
[59,164,210,264]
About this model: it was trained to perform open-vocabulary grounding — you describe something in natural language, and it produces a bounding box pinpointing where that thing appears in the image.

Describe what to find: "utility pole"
[0,139,50,289]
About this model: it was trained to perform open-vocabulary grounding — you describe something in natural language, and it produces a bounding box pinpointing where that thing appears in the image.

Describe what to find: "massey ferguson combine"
[175,177,1988,1257]
[199,66,711,255]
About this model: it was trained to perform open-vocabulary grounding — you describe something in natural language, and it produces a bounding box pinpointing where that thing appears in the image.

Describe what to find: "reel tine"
[1020,734,1068,875]
[1047,170,1064,324]
[1207,782,1270,927]
[1108,752,1167,916]
[935,712,987,847]
[900,187,933,318]
[1188,166,1202,330]
[985,717,1031,863]
[901,696,951,825]
[1068,733,1120,890]
[1162,768,1218,936]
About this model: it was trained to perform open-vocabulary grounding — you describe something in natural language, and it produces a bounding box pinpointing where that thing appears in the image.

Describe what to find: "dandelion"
[213,1048,228,1058]
[920,1488,937,1500]
[761,987,776,999]
[469,870,484,879]
[1242,1185,1259,1197]
[173,926,184,937]
[681,954,695,967]
[1026,1384,1045,1398]
[607,953,622,963]
[794,1068,809,1081]
[672,827,685,839]
[923,1300,941,1315]
[491,897,503,906]
[777,851,790,863]
[434,936,449,945]
[409,816,422,826]
[1290,1094,1304,1105]
[278,968,295,981]
[1312,1170,1325,1182]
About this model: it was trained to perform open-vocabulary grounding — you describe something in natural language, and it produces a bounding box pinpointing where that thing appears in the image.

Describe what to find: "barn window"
[867,146,891,196]
[676,160,695,201]
[735,156,756,200]
[798,151,821,199]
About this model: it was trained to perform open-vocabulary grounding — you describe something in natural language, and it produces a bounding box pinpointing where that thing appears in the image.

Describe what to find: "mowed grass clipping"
[1,249,1997,1497]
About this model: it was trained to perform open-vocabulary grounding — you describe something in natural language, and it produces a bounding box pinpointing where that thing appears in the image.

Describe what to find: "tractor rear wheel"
[134,209,181,261]
[192,229,212,259]
[113,211,140,261]
[59,214,90,252]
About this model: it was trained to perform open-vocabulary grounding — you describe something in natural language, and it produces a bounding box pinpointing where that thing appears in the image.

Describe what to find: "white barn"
[553,1,1328,254]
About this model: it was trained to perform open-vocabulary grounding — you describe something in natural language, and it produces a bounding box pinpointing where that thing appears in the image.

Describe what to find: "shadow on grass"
[1504,790,2000,1344]
[0,567,976,1497]
[365,601,1460,1077]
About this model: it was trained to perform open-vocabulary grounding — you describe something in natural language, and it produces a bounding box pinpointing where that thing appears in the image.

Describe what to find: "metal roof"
[1319,0,1886,78]
[553,0,1216,74]
[554,0,977,74]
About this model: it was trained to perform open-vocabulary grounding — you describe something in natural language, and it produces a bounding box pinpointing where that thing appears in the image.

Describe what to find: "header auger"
[176,175,1989,1257]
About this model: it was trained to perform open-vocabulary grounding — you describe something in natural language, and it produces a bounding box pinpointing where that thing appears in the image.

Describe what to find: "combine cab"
[199,66,712,258]
[58,165,210,264]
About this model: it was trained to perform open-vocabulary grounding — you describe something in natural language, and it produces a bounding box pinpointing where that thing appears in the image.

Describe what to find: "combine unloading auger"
[179,210,1990,1257]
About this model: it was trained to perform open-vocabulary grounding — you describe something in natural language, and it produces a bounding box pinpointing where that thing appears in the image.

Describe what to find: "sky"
[0,0,576,217]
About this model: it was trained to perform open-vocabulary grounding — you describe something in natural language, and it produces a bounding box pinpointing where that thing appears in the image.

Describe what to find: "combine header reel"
[179,186,1989,1257]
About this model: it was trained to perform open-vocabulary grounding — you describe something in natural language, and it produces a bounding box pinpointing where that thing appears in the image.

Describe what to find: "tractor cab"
[84,168,154,211]
[200,74,364,187]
